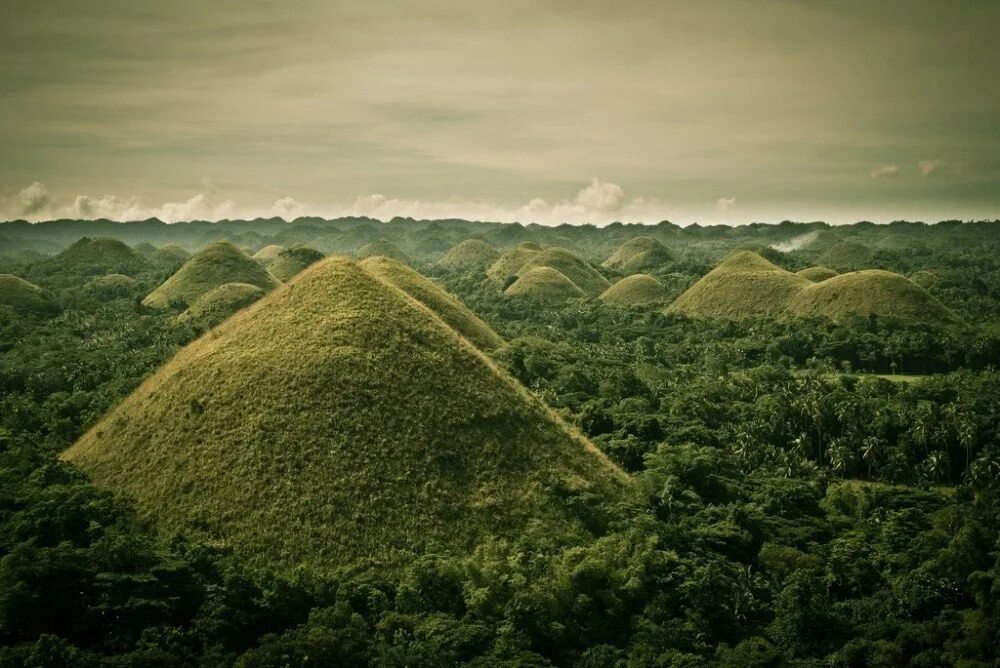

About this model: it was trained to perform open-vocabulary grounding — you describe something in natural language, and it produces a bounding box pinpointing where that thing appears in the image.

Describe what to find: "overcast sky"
[1,0,998,225]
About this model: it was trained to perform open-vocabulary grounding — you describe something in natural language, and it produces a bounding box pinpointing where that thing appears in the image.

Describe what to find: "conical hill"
[602,236,673,273]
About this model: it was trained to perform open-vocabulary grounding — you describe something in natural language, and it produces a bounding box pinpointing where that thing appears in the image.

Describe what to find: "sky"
[1,0,998,225]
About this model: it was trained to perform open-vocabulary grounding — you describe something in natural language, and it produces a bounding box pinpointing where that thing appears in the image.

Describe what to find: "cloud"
[574,177,625,212]
[715,196,736,211]
[271,196,306,219]
[150,179,237,222]
[870,164,901,179]
[917,159,944,177]
[67,194,142,219]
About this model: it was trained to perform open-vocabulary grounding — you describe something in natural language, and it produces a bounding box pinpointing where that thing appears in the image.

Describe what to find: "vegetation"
[356,238,413,265]
[32,237,151,278]
[795,265,838,282]
[505,266,587,303]
[142,241,280,309]
[602,236,674,273]
[599,273,667,306]
[436,238,499,271]
[817,241,873,270]
[251,244,285,262]
[517,247,611,297]
[266,243,324,282]
[177,282,266,331]
[148,243,191,269]
[485,241,544,283]
[0,274,57,315]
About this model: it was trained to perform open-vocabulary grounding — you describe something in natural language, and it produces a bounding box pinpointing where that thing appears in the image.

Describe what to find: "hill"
[599,274,667,306]
[602,236,673,273]
[0,274,58,315]
[149,244,192,268]
[437,239,500,271]
[252,244,285,262]
[486,242,543,283]
[142,241,280,308]
[667,251,810,319]
[516,247,610,296]
[504,266,587,303]
[83,274,139,299]
[39,237,151,276]
[796,266,838,282]
[788,270,959,327]
[63,257,627,573]
[266,244,325,282]
[817,241,872,270]
[356,238,413,265]
[360,256,502,350]
[177,282,266,330]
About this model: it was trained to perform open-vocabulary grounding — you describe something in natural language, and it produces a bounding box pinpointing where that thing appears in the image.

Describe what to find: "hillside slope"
[64,257,627,573]
[517,248,610,296]
[600,274,667,306]
[177,282,266,330]
[0,274,58,315]
[505,266,587,303]
[37,237,151,276]
[267,244,324,282]
[437,239,500,271]
[602,236,673,273]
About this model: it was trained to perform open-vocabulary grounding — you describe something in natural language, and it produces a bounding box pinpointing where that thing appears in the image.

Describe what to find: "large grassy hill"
[149,244,192,269]
[64,257,627,573]
[796,266,838,282]
[517,248,610,296]
[36,237,151,277]
[504,266,587,303]
[356,238,413,265]
[602,236,673,273]
[485,242,544,283]
[817,241,873,270]
[788,269,959,326]
[251,244,285,262]
[266,244,324,282]
[437,238,500,271]
[667,251,810,318]
[177,282,266,330]
[142,241,280,308]
[600,274,667,306]
[0,274,58,315]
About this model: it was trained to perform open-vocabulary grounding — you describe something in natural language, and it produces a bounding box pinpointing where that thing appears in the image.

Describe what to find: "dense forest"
[1,216,999,666]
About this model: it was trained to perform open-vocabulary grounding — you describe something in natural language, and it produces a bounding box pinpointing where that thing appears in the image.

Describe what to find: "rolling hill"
[266,244,325,282]
[149,244,192,268]
[356,238,413,265]
[817,241,872,270]
[64,257,628,573]
[437,239,500,271]
[504,266,587,303]
[0,274,58,315]
[667,251,810,318]
[177,282,266,330]
[788,269,959,326]
[486,242,543,283]
[600,274,667,306]
[516,247,610,296]
[252,244,285,262]
[142,241,280,308]
[602,236,673,273]
[83,273,139,299]
[796,266,838,282]
[38,237,151,276]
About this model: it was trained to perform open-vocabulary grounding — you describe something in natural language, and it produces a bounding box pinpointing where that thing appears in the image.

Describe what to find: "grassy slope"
[667,251,810,318]
[788,269,959,326]
[796,266,838,282]
[177,282,266,330]
[267,244,325,282]
[437,239,500,270]
[252,244,285,262]
[356,239,413,265]
[486,242,543,283]
[602,236,673,273]
[64,257,628,573]
[516,248,610,296]
[817,241,872,270]
[142,241,280,308]
[0,274,57,314]
[600,274,667,306]
[42,237,152,276]
[150,244,192,267]
[505,266,587,302]
[360,256,503,350]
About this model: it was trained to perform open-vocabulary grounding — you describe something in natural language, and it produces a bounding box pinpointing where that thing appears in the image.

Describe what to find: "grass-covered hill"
[437,238,500,271]
[796,266,839,282]
[360,256,503,350]
[35,237,152,277]
[486,241,544,283]
[356,238,413,265]
[517,248,610,296]
[149,243,192,269]
[504,266,587,303]
[251,244,285,262]
[177,282,266,330]
[602,236,673,273]
[142,241,280,309]
[0,274,58,315]
[788,269,959,326]
[63,257,627,573]
[83,273,139,299]
[667,251,810,318]
[817,241,873,270]
[600,274,667,306]
[266,244,325,282]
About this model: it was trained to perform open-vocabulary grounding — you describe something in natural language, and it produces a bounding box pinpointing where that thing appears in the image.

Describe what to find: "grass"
[38,237,152,276]
[149,244,192,268]
[667,251,810,318]
[356,238,413,265]
[64,256,629,574]
[817,241,872,270]
[360,256,503,350]
[485,242,543,283]
[266,244,325,282]
[84,273,139,298]
[602,236,673,273]
[142,241,281,309]
[796,266,838,282]
[505,266,587,303]
[252,244,285,262]
[177,282,266,330]
[599,274,667,306]
[436,239,499,270]
[0,274,58,314]
[516,247,610,296]
[787,269,959,327]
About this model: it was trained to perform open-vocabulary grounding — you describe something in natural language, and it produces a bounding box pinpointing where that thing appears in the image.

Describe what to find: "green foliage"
[602,236,674,273]
[505,267,587,303]
[177,282,265,331]
[356,238,413,265]
[0,275,58,316]
[437,239,499,271]
[600,274,667,307]
[517,247,610,297]
[266,244,324,282]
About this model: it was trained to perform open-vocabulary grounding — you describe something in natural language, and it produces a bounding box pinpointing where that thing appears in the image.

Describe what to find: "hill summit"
[600,274,667,306]
[266,244,324,282]
[64,257,626,572]
[142,241,280,308]
[0,274,58,315]
[39,237,151,276]
[437,239,500,271]
[602,236,673,273]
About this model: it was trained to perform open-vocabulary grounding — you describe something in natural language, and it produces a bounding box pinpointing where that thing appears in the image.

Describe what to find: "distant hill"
[149,244,192,269]
[602,236,673,273]
[667,251,810,318]
[796,266,838,282]
[600,274,667,306]
[516,248,610,296]
[36,237,151,277]
[83,274,139,299]
[817,241,873,271]
[437,239,499,271]
[356,238,413,265]
[486,242,544,283]
[0,274,58,315]
[788,270,959,327]
[252,244,285,262]
[177,282,266,330]
[505,266,587,303]
[142,241,280,308]
[266,244,324,282]
[64,257,627,572]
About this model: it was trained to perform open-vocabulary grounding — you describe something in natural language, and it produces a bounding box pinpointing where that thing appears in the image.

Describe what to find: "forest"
[1,216,999,667]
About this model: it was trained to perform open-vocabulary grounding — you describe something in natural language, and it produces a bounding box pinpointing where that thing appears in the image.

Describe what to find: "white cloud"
[66,194,143,219]
[715,196,736,211]
[870,164,901,179]
[271,196,306,219]
[917,159,943,177]
[574,177,625,212]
